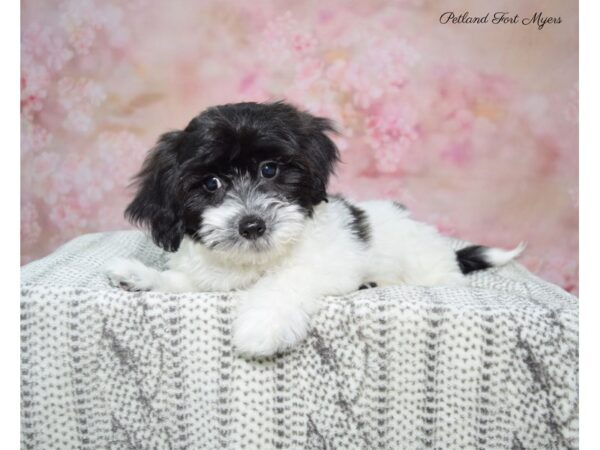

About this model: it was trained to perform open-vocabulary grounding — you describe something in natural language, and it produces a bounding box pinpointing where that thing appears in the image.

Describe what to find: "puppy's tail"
[456,242,526,274]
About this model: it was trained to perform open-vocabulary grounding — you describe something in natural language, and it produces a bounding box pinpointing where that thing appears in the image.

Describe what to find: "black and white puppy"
[107,101,523,356]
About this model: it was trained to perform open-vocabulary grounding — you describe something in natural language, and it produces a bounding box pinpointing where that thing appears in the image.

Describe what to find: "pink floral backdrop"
[21,0,578,293]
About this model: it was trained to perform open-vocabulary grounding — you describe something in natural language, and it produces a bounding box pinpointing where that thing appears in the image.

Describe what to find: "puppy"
[107,101,523,357]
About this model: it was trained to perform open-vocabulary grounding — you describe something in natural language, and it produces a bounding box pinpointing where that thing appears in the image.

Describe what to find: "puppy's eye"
[202,176,222,193]
[260,162,278,179]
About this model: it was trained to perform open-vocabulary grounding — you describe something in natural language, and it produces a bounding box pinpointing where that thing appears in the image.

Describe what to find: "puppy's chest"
[211,264,265,291]
[170,254,264,291]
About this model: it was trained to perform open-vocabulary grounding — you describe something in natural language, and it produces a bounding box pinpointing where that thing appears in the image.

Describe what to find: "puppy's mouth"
[196,184,308,258]
[197,210,306,259]
[196,216,280,254]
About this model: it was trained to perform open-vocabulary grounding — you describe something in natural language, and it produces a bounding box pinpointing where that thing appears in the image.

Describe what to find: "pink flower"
[62,110,93,133]
[48,200,88,230]
[21,122,52,156]
[57,77,106,109]
[59,0,98,55]
[365,106,420,173]
[57,77,106,133]
[94,131,146,182]
[261,12,319,67]
[21,200,42,248]
[329,35,419,108]
[29,151,61,182]
[20,60,49,118]
[22,24,73,72]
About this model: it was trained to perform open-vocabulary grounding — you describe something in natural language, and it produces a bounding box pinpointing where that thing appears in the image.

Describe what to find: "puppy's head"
[125,101,339,261]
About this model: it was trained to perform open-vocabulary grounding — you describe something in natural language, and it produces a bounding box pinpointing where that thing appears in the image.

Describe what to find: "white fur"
[483,241,526,266]
[107,197,521,356]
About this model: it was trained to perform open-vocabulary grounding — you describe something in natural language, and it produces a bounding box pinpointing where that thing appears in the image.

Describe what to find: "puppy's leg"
[232,272,319,357]
[106,257,194,292]
[232,200,370,356]
[232,259,362,357]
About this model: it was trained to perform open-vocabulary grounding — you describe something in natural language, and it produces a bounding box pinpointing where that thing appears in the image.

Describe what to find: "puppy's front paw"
[106,258,155,292]
[232,305,310,357]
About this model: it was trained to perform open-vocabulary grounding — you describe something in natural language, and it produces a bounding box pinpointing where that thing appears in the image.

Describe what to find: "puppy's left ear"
[302,114,340,205]
[125,131,186,252]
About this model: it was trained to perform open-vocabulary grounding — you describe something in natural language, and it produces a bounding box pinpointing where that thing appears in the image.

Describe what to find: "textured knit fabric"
[21,231,579,450]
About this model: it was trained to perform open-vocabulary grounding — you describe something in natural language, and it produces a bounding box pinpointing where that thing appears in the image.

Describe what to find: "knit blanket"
[21,231,578,449]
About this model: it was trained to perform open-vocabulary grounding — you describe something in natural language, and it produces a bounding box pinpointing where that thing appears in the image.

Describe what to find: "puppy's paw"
[232,304,310,357]
[106,257,156,292]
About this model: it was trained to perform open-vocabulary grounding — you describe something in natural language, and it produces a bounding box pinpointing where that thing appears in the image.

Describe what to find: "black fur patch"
[332,195,371,244]
[347,204,370,243]
[456,245,492,274]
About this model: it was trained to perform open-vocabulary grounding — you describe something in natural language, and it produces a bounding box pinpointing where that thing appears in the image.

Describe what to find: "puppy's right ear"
[125,131,186,252]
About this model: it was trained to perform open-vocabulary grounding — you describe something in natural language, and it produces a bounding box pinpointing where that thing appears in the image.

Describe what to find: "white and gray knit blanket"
[21,231,578,450]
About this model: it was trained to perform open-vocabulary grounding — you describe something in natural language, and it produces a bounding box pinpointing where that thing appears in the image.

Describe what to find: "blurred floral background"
[21,0,578,293]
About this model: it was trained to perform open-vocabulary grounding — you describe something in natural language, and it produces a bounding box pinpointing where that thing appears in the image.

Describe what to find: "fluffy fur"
[107,101,524,357]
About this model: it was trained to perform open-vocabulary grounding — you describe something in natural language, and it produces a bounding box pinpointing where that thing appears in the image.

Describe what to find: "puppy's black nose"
[238,216,266,240]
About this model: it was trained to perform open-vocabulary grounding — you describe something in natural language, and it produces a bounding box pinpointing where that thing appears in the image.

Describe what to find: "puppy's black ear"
[125,131,186,252]
[302,114,340,205]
